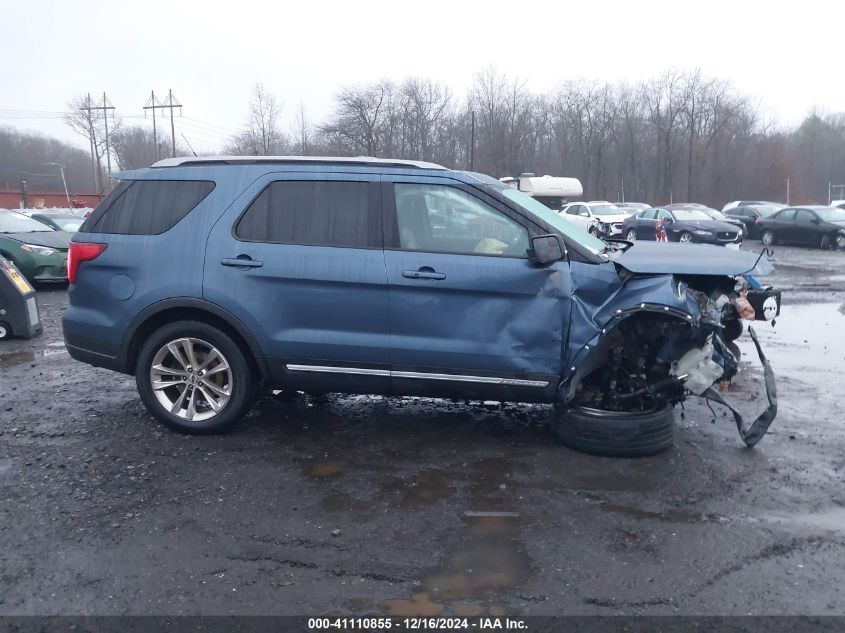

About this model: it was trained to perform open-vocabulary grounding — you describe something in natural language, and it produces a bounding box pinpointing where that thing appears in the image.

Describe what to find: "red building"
[0,189,101,210]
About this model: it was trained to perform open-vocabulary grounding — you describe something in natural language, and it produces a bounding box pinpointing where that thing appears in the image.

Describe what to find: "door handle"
[403,267,446,280]
[221,256,263,269]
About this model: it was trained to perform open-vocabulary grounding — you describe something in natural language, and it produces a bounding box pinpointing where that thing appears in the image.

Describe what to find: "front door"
[203,172,391,394]
[381,177,569,402]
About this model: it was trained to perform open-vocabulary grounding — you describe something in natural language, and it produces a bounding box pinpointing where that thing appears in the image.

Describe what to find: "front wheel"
[550,404,675,457]
[761,230,776,246]
[589,226,599,237]
[135,321,257,434]
[625,229,637,241]
[678,231,693,243]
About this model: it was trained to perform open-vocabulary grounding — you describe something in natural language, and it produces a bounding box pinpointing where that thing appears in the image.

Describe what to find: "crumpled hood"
[3,231,72,249]
[613,241,774,276]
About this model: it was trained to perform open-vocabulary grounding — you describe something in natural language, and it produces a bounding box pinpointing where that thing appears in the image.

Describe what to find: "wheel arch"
[123,298,269,383]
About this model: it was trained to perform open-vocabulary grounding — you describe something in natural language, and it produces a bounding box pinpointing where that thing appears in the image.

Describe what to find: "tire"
[550,404,675,457]
[678,231,693,243]
[761,230,776,246]
[589,226,599,237]
[0,321,11,341]
[625,229,637,241]
[820,234,832,250]
[135,320,257,434]
[723,317,743,343]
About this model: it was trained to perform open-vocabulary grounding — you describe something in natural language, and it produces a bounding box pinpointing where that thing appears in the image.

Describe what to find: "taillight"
[68,242,107,284]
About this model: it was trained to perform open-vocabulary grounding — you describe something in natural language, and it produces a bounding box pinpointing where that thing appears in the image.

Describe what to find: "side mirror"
[528,234,565,265]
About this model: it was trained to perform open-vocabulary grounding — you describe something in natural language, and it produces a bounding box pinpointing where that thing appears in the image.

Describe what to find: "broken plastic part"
[701,327,777,447]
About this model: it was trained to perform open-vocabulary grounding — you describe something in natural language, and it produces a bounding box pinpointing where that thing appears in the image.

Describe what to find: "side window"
[579,206,591,217]
[641,209,656,220]
[795,209,815,223]
[393,183,529,257]
[85,180,214,235]
[236,181,373,248]
[777,209,796,222]
[565,204,582,216]
[657,210,672,221]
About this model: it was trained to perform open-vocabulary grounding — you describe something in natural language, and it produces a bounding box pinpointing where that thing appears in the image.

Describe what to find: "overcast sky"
[2,0,843,153]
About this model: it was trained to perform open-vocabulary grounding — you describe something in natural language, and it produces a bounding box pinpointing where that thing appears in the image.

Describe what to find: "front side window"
[236,181,371,247]
[640,209,657,220]
[795,209,816,224]
[393,184,529,257]
[776,209,796,222]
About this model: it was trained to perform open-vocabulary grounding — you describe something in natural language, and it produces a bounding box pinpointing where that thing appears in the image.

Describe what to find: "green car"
[0,210,72,283]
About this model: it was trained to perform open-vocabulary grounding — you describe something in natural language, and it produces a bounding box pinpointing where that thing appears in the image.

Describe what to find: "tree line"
[4,67,844,207]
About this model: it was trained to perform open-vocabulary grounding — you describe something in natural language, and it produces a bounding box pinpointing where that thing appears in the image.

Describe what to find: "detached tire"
[135,320,257,434]
[0,321,11,341]
[550,404,675,457]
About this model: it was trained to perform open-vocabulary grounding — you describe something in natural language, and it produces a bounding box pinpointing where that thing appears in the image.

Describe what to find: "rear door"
[381,176,569,402]
[203,172,391,394]
[794,209,819,245]
[637,209,658,239]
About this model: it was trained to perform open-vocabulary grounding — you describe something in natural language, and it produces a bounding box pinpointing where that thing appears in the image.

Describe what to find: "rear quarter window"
[82,180,215,235]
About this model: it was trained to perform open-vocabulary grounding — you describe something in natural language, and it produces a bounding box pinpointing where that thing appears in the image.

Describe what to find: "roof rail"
[151,155,447,170]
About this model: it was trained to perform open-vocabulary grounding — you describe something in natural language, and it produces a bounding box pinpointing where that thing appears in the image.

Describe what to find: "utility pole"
[79,93,115,196]
[47,163,71,208]
[80,93,98,194]
[469,110,475,171]
[144,90,183,159]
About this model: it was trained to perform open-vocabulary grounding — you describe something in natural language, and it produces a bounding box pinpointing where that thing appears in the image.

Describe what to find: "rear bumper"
[65,339,129,373]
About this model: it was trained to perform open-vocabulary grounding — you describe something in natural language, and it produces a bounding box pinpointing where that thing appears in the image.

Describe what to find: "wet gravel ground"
[1,241,844,616]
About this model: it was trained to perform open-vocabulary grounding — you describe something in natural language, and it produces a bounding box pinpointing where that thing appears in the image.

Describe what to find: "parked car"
[686,206,747,236]
[622,207,743,246]
[722,200,784,212]
[758,206,845,249]
[30,213,85,233]
[559,201,630,237]
[615,202,651,215]
[0,210,71,283]
[63,156,779,456]
[726,203,787,239]
[832,200,845,210]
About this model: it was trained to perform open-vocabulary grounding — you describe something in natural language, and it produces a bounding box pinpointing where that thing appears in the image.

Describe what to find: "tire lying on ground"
[550,404,675,457]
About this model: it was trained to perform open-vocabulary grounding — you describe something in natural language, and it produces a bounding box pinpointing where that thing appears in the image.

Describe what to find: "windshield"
[671,209,712,221]
[702,209,728,220]
[591,204,623,215]
[0,212,53,233]
[753,205,784,217]
[51,217,84,231]
[816,207,845,222]
[499,188,607,254]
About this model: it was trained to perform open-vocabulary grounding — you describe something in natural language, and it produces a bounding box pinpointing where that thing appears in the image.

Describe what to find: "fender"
[121,297,270,380]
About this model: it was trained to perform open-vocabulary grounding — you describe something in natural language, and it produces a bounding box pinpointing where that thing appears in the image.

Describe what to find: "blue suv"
[64,157,779,456]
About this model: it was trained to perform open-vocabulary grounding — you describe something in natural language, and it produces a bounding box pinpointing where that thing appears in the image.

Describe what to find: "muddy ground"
[1,242,844,616]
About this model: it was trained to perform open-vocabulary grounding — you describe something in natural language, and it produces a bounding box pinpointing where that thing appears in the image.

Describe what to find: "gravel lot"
[1,242,844,616]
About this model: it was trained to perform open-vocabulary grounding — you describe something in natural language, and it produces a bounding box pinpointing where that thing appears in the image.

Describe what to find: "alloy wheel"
[149,337,232,421]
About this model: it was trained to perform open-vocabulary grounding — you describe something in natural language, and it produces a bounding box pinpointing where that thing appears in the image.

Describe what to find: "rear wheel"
[550,404,675,457]
[761,230,776,246]
[135,321,257,434]
[625,229,637,241]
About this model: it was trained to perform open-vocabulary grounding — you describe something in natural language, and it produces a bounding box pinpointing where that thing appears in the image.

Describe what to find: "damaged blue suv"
[63,157,779,456]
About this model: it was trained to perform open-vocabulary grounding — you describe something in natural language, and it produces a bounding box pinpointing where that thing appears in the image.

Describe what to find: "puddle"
[0,351,36,368]
[737,302,845,374]
[0,347,68,368]
[382,469,456,508]
[595,501,718,524]
[304,460,346,478]
[761,507,845,533]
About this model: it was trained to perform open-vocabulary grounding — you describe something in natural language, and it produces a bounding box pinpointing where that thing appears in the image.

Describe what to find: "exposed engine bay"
[565,272,779,447]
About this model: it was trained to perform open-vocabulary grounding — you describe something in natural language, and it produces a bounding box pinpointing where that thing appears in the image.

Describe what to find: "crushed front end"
[560,245,779,447]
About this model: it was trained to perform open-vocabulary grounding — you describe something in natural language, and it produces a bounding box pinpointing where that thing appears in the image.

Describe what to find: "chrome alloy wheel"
[149,337,232,421]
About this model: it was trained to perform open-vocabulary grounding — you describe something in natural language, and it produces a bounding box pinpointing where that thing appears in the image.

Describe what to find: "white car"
[559,201,630,237]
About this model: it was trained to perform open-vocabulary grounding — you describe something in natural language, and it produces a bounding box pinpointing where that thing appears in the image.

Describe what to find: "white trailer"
[500,174,583,211]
